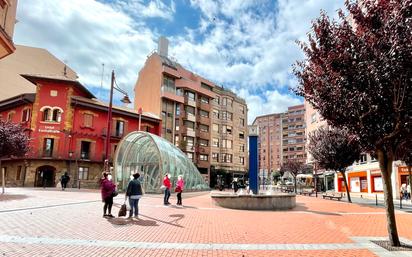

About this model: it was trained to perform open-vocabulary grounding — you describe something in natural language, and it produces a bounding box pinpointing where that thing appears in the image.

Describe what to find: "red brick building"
[0,74,160,189]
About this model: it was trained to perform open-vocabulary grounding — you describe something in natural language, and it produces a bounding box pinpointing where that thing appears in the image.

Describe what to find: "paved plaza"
[1,188,412,257]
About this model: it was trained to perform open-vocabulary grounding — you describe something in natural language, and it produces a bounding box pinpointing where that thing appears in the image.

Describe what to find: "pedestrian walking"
[163,173,171,205]
[407,183,411,200]
[60,172,70,190]
[100,172,116,218]
[232,178,239,193]
[126,172,143,219]
[175,175,184,206]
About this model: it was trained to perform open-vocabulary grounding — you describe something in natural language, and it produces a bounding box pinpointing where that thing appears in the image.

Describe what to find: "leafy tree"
[308,127,361,203]
[272,171,281,183]
[0,120,30,193]
[280,159,305,193]
[294,0,412,246]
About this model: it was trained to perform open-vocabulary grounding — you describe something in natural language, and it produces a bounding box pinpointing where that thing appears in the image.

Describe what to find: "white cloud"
[112,0,176,21]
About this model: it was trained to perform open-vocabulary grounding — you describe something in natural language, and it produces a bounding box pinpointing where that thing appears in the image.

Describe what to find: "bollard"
[400,197,402,209]
[375,194,378,206]
[78,181,81,190]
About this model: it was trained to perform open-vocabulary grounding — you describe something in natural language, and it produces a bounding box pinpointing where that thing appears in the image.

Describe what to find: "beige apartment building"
[134,38,248,186]
[282,105,306,163]
[252,113,282,175]
[0,0,17,59]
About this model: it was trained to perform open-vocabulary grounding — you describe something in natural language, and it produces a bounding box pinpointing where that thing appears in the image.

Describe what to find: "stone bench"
[322,192,342,201]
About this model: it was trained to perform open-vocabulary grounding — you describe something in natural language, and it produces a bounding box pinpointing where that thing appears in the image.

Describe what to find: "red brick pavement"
[1,188,411,256]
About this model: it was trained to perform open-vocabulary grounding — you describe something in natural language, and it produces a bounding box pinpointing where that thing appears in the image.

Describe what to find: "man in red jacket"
[163,173,171,205]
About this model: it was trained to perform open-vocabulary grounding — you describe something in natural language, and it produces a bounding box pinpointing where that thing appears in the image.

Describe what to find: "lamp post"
[104,70,131,172]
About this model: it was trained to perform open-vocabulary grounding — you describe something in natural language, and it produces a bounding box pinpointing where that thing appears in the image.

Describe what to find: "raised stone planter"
[211,193,296,210]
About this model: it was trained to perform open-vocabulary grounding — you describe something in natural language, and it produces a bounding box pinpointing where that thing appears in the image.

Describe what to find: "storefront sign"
[38,125,60,134]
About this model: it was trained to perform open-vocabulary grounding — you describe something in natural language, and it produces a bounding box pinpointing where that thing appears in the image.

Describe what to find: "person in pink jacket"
[175,175,185,206]
[100,172,116,218]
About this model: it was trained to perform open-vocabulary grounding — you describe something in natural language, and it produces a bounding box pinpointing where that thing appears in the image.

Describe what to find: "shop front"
[348,171,368,193]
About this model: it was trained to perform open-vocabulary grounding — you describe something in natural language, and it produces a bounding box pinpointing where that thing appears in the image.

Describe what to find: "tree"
[294,0,412,246]
[308,127,361,203]
[280,159,305,193]
[0,120,30,194]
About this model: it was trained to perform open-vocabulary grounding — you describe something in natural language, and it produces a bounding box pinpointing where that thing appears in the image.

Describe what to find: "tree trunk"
[408,166,412,204]
[294,176,297,193]
[340,170,351,203]
[377,149,400,246]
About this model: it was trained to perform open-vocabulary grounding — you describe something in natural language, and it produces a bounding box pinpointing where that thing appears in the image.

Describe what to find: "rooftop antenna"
[100,63,105,89]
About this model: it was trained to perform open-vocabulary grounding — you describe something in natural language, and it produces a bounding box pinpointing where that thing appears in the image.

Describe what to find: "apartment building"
[0,0,17,59]
[252,113,282,174]
[210,86,248,184]
[134,38,248,185]
[282,105,306,163]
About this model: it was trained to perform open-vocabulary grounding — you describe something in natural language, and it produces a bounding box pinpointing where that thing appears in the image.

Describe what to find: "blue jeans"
[164,188,170,204]
[129,198,140,217]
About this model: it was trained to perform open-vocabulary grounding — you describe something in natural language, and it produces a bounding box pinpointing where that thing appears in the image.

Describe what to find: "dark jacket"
[126,179,143,196]
[100,178,116,200]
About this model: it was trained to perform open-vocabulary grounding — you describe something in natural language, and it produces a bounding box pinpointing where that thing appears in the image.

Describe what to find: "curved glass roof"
[114,131,209,193]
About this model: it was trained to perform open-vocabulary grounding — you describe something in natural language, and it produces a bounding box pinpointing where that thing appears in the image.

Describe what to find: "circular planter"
[211,193,296,210]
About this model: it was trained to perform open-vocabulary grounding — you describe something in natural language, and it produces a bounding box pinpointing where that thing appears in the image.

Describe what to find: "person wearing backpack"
[126,173,143,219]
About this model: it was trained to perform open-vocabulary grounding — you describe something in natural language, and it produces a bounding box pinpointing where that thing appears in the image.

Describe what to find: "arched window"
[52,109,61,122]
[43,108,51,121]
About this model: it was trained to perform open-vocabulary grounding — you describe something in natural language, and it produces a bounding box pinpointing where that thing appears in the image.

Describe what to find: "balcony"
[197,129,210,140]
[162,65,180,78]
[184,97,197,107]
[182,111,196,122]
[180,127,196,137]
[195,159,210,169]
[101,128,124,139]
[197,101,211,112]
[161,86,184,103]
[196,145,211,155]
[197,115,210,125]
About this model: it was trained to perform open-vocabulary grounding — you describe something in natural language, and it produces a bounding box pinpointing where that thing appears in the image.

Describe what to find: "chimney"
[158,36,169,57]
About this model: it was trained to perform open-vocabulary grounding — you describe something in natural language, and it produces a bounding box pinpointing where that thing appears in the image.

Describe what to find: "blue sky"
[13,0,345,123]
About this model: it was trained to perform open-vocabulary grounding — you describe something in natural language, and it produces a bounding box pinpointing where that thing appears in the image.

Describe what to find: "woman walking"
[163,173,171,205]
[176,175,184,206]
[100,172,116,218]
[126,173,143,219]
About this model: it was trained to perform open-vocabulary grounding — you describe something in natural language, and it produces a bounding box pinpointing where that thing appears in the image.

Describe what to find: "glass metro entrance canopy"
[114,131,209,193]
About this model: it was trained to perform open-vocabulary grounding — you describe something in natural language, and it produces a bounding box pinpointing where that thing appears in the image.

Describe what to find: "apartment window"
[200,96,209,103]
[240,118,245,127]
[184,120,195,130]
[222,111,232,121]
[297,147,303,151]
[175,105,180,116]
[115,120,125,137]
[7,111,14,121]
[199,154,208,161]
[83,113,93,128]
[222,139,232,149]
[80,141,91,159]
[198,139,209,146]
[212,109,219,119]
[174,135,179,146]
[16,166,22,180]
[212,124,219,132]
[43,138,54,157]
[186,152,194,160]
[212,138,219,147]
[184,136,194,147]
[199,109,209,118]
[214,96,220,104]
[239,157,245,165]
[78,167,89,180]
[240,106,245,114]
[371,156,378,162]
[163,76,176,93]
[222,153,233,163]
[199,124,209,132]
[52,109,62,122]
[185,91,195,101]
[185,105,195,115]
[201,82,212,91]
[222,98,233,107]
[239,132,244,139]
[212,153,219,162]
[240,144,245,152]
[360,154,367,163]
[22,109,31,122]
[222,125,232,134]
[175,120,179,131]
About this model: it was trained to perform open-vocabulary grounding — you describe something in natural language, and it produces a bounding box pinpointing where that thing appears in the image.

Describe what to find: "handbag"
[111,190,119,197]
[160,185,166,190]
[118,202,127,217]
[175,186,182,193]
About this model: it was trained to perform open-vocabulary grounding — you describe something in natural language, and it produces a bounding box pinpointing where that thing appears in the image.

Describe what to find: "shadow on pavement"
[139,214,184,228]
[0,194,29,202]
[291,203,342,216]
[106,217,158,227]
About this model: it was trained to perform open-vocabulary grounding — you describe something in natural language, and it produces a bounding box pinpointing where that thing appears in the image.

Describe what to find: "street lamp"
[104,70,131,172]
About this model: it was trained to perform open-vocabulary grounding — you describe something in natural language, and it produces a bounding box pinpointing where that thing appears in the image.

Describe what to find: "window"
[199,124,209,132]
[222,111,232,121]
[198,139,208,146]
[240,118,245,127]
[184,120,195,129]
[212,109,219,119]
[52,109,62,122]
[222,139,232,149]
[115,120,125,137]
[240,106,245,114]
[175,120,179,131]
[214,96,220,104]
[240,144,245,152]
[212,138,219,147]
[212,153,219,162]
[239,157,245,165]
[222,98,233,106]
[239,132,244,139]
[43,138,54,157]
[371,156,378,162]
[16,166,22,180]
[201,82,212,91]
[162,76,176,93]
[78,167,89,180]
[200,96,209,103]
[186,152,194,160]
[199,109,209,118]
[176,105,180,116]
[222,153,232,163]
[83,113,93,128]
[222,125,232,134]
[185,91,195,101]
[185,105,195,115]
[199,154,208,161]
[174,135,179,146]
[22,109,31,122]
[360,154,367,163]
[184,136,194,147]
[212,123,219,132]
[80,141,91,159]
[7,111,14,121]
